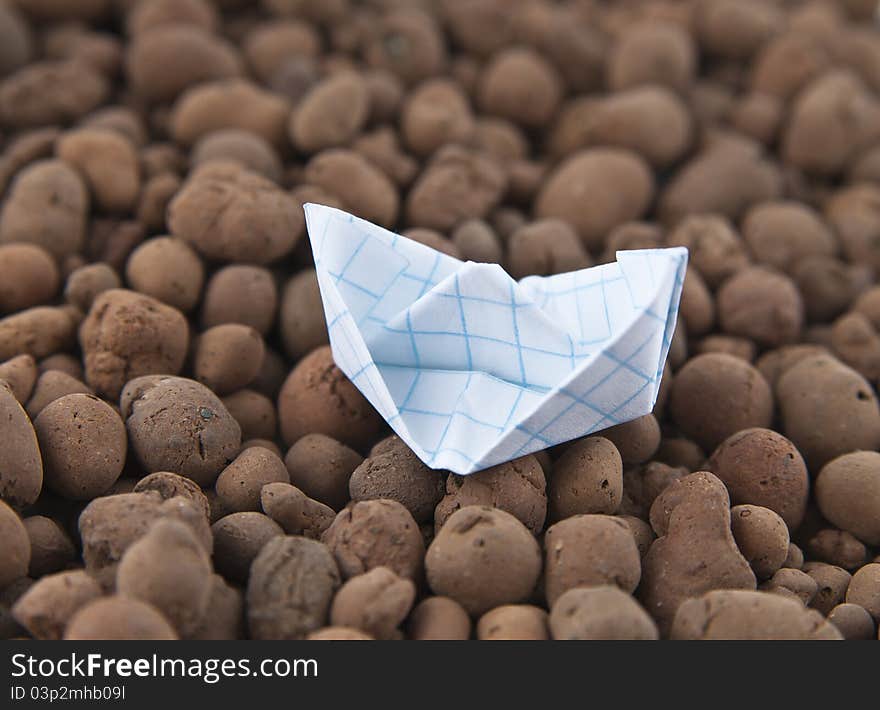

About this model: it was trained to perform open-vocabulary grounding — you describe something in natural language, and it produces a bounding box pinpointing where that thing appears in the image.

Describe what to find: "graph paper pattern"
[304,203,688,475]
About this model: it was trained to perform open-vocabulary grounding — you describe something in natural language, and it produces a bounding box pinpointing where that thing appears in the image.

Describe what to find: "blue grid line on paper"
[305,203,688,474]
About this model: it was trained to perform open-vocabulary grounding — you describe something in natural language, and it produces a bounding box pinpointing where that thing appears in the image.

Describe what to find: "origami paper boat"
[304,203,688,475]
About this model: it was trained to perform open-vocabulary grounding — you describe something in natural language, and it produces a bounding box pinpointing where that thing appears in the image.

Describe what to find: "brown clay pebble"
[805,563,853,616]
[776,354,880,471]
[0,382,43,507]
[407,596,472,640]
[278,346,384,451]
[116,519,212,636]
[669,354,773,453]
[79,289,189,399]
[548,437,623,521]
[133,471,211,521]
[549,586,659,641]
[203,265,278,336]
[434,454,546,534]
[221,389,277,442]
[815,451,880,545]
[194,324,264,396]
[23,516,75,577]
[306,627,372,641]
[260,482,335,539]
[671,590,841,640]
[64,263,121,312]
[708,428,809,530]
[285,433,362,510]
[762,568,818,606]
[64,596,178,641]
[0,354,37,404]
[125,237,204,313]
[211,512,283,584]
[807,529,868,570]
[279,269,328,359]
[426,506,541,616]
[34,393,126,500]
[11,570,102,640]
[290,72,369,153]
[25,370,93,420]
[329,566,415,640]
[123,376,241,486]
[598,415,661,465]
[322,499,424,581]
[247,535,340,640]
[0,500,30,588]
[215,447,289,513]
[349,442,444,524]
[476,605,549,641]
[827,603,876,640]
[0,244,59,314]
[717,267,804,347]
[186,574,244,641]
[544,514,641,607]
[640,472,756,632]
[730,505,790,579]
[846,563,880,622]
[506,219,591,280]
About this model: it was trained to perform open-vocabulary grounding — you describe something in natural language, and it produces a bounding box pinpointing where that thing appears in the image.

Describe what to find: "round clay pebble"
[329,566,415,640]
[191,129,282,182]
[671,590,841,640]
[194,324,264,396]
[478,47,562,127]
[202,265,277,336]
[123,376,241,486]
[815,451,880,545]
[476,605,549,641]
[221,389,276,441]
[64,263,121,312]
[535,148,654,250]
[608,20,695,93]
[784,543,804,570]
[730,505,790,580]
[598,415,661,465]
[717,266,804,347]
[125,237,204,313]
[278,346,384,451]
[0,244,59,314]
[619,515,655,559]
[64,596,177,640]
[304,149,399,227]
[805,563,852,616]
[742,201,837,272]
[762,568,818,606]
[349,443,444,524]
[116,519,212,636]
[211,512,283,584]
[434,454,546,534]
[79,289,189,399]
[506,219,590,279]
[670,354,773,453]
[133,471,211,521]
[827,603,875,640]
[247,535,341,640]
[25,370,93,420]
[285,433,362,510]
[407,596,472,640]
[23,516,75,577]
[807,529,868,570]
[0,382,43,507]
[260,482,335,539]
[168,162,301,264]
[56,128,140,213]
[0,354,37,404]
[666,214,751,289]
[187,574,244,641]
[776,354,880,471]
[401,78,475,157]
[215,447,289,513]
[322,499,424,581]
[544,514,641,607]
[34,393,126,500]
[11,570,102,640]
[549,586,659,641]
[0,159,89,260]
[548,437,623,521]
[451,220,503,264]
[708,428,809,530]
[426,506,541,617]
[290,71,369,153]
[279,269,328,360]
[0,500,29,588]
[846,563,880,622]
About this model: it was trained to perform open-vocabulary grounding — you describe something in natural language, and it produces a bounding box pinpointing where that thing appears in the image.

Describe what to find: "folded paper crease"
[304,203,688,475]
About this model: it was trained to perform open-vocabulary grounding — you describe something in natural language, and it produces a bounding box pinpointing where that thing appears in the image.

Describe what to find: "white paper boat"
[305,203,688,475]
